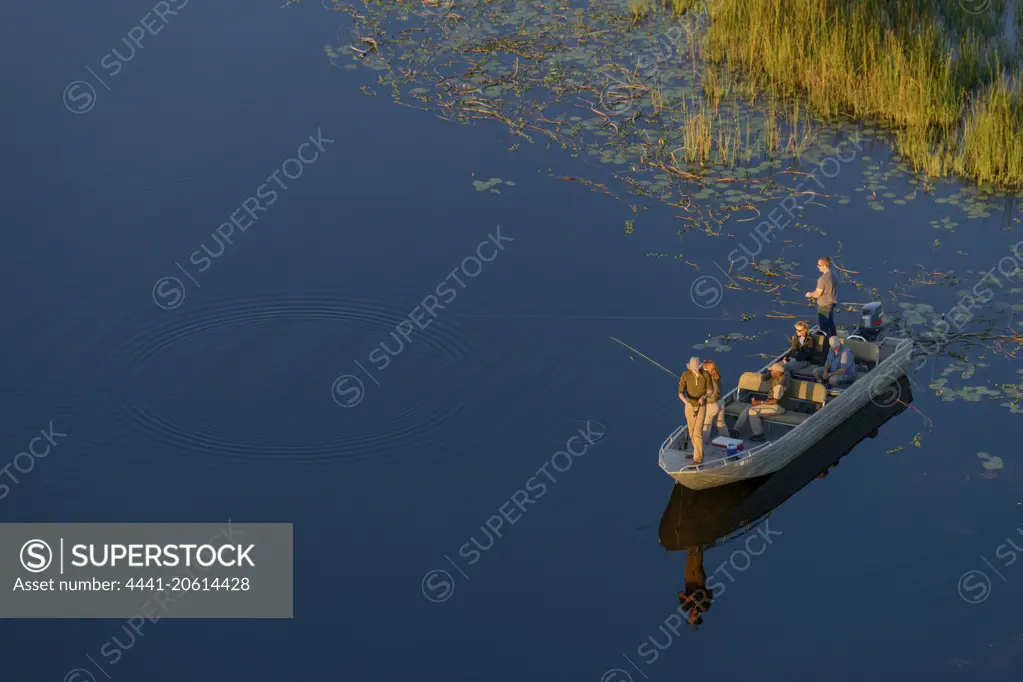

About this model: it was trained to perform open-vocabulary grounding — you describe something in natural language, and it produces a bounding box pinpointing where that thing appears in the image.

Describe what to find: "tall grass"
[680,96,713,163]
[960,73,1023,184]
[629,0,650,24]
[708,0,965,127]
[764,95,780,153]
[678,94,813,166]
[662,0,700,16]
[632,0,701,21]
[706,0,1023,186]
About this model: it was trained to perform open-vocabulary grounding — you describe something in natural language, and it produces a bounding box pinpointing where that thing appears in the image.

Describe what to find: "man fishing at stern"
[678,356,712,465]
[806,256,839,341]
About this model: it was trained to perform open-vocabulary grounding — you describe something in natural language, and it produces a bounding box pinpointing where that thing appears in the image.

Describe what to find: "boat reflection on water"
[658,374,913,629]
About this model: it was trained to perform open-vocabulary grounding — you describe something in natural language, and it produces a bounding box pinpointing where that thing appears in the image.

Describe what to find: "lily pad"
[977,452,1004,470]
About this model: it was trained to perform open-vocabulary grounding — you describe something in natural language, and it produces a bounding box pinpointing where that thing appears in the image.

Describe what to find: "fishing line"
[609,336,679,379]
[454,314,725,321]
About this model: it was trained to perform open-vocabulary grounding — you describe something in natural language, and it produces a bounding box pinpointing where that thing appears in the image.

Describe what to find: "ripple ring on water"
[80,293,483,464]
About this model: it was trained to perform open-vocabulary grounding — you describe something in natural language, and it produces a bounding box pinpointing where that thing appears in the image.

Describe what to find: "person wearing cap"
[813,336,857,388]
[729,363,787,442]
[678,356,712,464]
[783,320,815,373]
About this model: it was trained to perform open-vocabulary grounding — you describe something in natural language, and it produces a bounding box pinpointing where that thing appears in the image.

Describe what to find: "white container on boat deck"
[711,436,744,456]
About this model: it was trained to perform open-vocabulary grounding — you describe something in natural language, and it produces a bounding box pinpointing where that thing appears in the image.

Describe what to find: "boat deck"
[663,411,799,468]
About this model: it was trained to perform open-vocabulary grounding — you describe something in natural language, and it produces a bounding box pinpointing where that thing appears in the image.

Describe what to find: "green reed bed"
[664,0,702,15]
[705,0,1023,186]
[629,0,650,24]
[960,73,1023,184]
[675,91,814,166]
[631,0,703,22]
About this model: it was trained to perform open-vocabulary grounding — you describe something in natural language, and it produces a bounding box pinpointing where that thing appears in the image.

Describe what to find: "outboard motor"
[854,301,885,340]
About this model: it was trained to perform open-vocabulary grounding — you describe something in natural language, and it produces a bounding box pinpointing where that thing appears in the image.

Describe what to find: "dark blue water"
[3,1,1022,680]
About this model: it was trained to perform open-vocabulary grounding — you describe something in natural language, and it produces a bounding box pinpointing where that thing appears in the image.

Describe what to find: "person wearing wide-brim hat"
[729,363,788,442]
[678,356,712,464]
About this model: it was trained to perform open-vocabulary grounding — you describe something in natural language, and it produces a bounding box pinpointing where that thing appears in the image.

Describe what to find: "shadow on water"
[657,373,913,629]
[658,373,914,550]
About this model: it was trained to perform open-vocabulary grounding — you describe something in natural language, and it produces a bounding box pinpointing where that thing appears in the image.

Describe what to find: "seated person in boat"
[729,363,787,442]
[783,320,815,372]
[813,336,857,388]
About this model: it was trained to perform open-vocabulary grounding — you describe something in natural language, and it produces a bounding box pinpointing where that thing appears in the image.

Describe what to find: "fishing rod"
[609,336,680,379]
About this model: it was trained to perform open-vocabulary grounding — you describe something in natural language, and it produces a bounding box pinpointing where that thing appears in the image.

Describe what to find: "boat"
[659,301,914,490]
[659,378,912,629]
[658,373,913,549]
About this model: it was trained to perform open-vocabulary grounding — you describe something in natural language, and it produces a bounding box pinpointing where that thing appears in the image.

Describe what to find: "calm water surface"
[2,1,1022,680]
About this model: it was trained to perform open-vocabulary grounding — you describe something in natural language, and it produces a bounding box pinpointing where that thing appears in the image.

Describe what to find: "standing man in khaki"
[806,256,839,341]
[678,357,711,464]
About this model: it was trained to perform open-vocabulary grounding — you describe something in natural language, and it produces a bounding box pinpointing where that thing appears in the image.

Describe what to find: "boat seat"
[764,411,812,426]
[722,401,813,425]
[793,338,877,379]
[727,372,826,425]
[812,332,828,354]
[735,372,827,401]
[787,378,828,404]
[791,364,819,379]
[791,361,869,379]
[842,338,880,366]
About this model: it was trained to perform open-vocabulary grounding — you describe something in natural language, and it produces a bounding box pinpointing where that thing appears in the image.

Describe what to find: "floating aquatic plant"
[977,451,1005,470]
[472,177,516,193]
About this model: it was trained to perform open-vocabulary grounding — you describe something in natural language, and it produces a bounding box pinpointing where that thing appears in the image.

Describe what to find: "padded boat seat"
[737,371,772,393]
[763,411,811,425]
[791,365,818,379]
[791,362,869,379]
[788,378,829,404]
[812,332,828,354]
[843,338,880,366]
[736,372,827,402]
[729,372,827,425]
[723,401,813,425]
[793,338,878,379]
